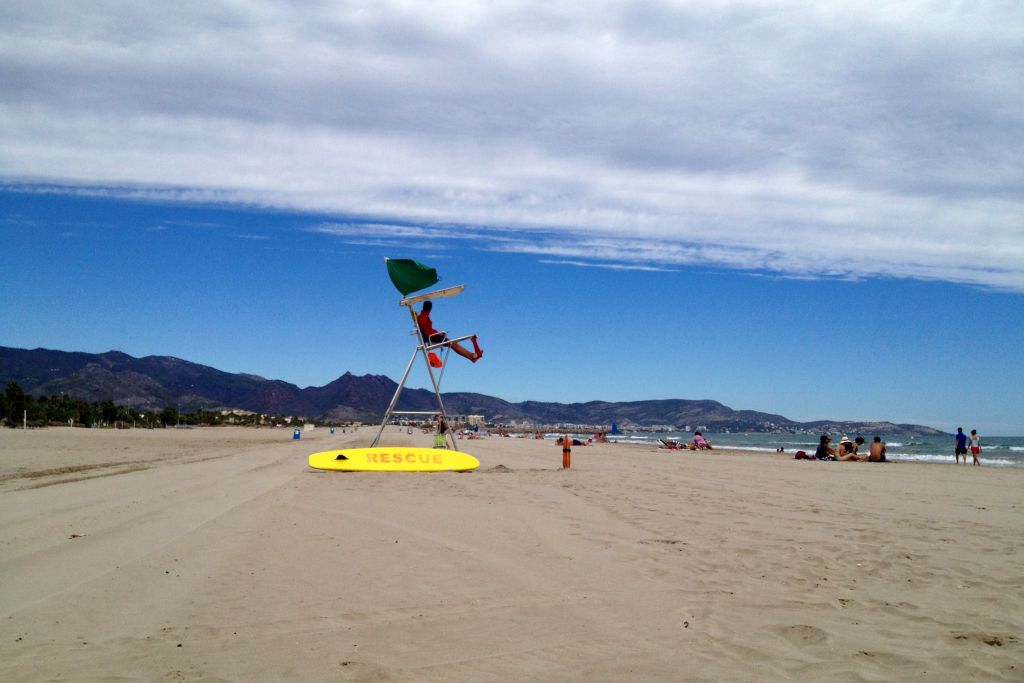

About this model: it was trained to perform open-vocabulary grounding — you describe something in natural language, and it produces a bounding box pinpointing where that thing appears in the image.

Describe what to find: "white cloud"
[539,260,676,273]
[1,1,1022,289]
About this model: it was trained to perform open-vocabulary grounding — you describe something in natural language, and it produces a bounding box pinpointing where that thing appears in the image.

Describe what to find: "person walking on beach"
[954,427,969,464]
[417,300,483,362]
[970,429,982,466]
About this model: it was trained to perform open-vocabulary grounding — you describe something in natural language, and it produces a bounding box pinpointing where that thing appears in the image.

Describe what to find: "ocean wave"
[886,453,1021,467]
[713,445,781,453]
[888,453,960,465]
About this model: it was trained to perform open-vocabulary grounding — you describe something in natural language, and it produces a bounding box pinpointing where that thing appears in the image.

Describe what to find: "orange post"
[562,433,571,469]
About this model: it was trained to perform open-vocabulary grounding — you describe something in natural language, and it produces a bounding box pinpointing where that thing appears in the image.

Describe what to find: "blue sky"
[1,2,1023,433]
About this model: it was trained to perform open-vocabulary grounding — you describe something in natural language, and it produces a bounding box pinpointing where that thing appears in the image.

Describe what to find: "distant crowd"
[429,419,987,467]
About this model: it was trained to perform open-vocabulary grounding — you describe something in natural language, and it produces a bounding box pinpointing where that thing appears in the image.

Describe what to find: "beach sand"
[1,426,1021,681]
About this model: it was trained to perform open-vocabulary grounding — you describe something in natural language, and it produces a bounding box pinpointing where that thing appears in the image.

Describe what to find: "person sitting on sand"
[693,431,713,449]
[868,436,887,462]
[815,434,836,460]
[835,436,867,461]
[417,300,483,362]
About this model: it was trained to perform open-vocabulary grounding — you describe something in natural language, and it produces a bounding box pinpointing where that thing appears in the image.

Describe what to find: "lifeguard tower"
[371,259,477,450]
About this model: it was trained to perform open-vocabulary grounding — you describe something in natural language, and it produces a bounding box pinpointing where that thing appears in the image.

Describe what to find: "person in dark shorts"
[954,427,969,464]
[417,300,483,362]
[868,436,887,462]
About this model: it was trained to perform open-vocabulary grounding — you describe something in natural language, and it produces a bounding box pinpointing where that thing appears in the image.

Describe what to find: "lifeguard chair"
[370,259,476,450]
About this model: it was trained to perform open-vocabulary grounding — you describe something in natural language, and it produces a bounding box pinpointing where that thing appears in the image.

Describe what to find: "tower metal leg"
[371,347,420,447]
[421,350,457,451]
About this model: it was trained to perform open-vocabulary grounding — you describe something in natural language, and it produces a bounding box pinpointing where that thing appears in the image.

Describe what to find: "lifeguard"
[417,300,483,362]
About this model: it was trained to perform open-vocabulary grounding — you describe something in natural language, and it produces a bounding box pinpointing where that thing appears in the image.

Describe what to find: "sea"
[552,431,1024,468]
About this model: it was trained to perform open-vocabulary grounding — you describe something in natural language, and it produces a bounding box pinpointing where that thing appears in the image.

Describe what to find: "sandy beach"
[1,426,1021,681]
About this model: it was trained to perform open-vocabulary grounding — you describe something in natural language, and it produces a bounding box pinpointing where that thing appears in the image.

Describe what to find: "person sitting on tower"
[417,300,483,362]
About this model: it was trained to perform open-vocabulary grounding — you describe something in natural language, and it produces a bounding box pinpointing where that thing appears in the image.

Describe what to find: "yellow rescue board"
[308,447,480,472]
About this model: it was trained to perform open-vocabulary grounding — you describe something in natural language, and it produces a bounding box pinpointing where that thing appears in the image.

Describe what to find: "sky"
[1,1,1023,434]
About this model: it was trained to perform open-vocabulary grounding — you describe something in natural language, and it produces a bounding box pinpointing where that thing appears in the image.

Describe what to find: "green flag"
[386,258,439,296]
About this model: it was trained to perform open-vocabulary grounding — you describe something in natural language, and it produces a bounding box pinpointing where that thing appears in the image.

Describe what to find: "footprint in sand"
[953,632,1018,647]
[776,624,829,646]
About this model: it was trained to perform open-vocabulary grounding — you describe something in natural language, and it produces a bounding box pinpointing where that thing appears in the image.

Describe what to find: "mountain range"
[0,346,944,435]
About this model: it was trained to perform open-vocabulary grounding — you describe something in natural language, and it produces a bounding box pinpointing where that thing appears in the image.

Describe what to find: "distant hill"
[0,346,945,435]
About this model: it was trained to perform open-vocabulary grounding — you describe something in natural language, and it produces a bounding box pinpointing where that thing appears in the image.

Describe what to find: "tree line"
[0,381,281,428]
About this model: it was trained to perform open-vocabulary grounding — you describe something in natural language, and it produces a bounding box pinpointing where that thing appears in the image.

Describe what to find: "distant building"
[467,415,485,426]
[220,409,257,425]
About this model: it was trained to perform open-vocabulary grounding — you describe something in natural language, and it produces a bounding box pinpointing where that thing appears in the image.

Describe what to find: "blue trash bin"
[293,428,301,440]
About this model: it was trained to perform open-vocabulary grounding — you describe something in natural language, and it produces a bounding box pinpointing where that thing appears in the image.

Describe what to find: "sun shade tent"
[372,259,476,449]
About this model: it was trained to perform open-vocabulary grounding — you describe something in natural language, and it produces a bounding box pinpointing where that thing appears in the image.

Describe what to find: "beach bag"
[794,450,807,459]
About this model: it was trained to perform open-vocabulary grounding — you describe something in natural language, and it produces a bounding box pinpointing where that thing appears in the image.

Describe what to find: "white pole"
[23,409,27,430]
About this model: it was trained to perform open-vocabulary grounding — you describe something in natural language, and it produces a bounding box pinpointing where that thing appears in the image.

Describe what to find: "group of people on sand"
[659,431,714,451]
[797,434,887,462]
[954,427,983,466]
[802,428,985,466]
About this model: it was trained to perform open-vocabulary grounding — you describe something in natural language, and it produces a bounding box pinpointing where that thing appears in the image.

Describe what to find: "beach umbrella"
[386,258,440,296]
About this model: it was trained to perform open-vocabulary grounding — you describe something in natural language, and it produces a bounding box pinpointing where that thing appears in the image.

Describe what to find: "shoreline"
[8,423,1019,466]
